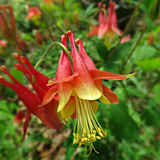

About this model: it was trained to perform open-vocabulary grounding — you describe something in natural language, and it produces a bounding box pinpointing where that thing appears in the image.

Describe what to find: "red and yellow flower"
[41,31,136,153]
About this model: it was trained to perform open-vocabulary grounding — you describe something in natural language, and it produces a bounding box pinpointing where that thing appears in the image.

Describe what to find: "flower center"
[73,95,107,155]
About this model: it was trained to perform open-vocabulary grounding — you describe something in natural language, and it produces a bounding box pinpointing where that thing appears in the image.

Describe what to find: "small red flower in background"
[26,5,41,20]
[0,54,62,140]
[120,35,131,43]
[35,30,43,45]
[13,110,25,124]
[148,33,154,45]
[0,40,7,48]
[0,5,16,42]
[88,2,107,37]
[41,31,136,154]
[88,1,122,40]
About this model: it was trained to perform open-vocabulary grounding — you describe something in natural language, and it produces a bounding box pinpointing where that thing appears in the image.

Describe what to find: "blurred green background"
[0,0,160,159]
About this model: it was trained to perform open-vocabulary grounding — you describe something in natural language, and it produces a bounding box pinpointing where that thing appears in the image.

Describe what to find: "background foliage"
[0,0,160,159]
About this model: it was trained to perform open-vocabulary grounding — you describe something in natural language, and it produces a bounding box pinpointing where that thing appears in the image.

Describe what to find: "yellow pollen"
[73,95,107,155]
[20,59,25,64]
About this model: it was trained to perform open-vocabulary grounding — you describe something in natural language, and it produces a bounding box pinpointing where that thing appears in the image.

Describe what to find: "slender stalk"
[119,26,147,73]
[107,0,144,60]
[0,11,27,57]
[37,4,55,41]
[35,42,72,68]
[34,58,58,69]
[40,8,66,35]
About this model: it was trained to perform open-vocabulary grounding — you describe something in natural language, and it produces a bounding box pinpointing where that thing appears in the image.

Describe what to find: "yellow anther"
[79,142,82,147]
[88,134,91,138]
[81,138,86,142]
[73,132,76,137]
[91,138,96,142]
[91,134,95,139]
[82,141,86,145]
[97,127,101,133]
[99,133,104,138]
[73,139,77,144]
[96,136,101,140]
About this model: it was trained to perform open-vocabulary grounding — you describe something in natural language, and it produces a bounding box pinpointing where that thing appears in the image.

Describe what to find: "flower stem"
[40,7,66,35]
[34,58,58,69]
[35,42,72,68]
[119,26,147,73]
[0,11,27,57]
[107,0,144,60]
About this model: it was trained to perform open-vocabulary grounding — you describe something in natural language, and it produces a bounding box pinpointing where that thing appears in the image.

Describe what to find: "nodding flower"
[41,30,136,155]
[26,5,41,20]
[88,1,122,40]
[0,54,62,140]
[0,5,16,42]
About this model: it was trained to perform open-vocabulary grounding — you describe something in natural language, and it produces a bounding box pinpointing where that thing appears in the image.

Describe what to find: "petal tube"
[61,97,76,118]
[75,38,97,70]
[19,57,50,91]
[22,110,31,140]
[56,34,73,112]
[89,69,136,80]
[67,30,101,100]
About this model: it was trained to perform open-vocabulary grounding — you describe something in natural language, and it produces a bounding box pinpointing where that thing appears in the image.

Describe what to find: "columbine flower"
[41,31,136,154]
[26,5,41,20]
[0,5,16,42]
[0,53,62,139]
[88,1,122,41]
[88,2,107,37]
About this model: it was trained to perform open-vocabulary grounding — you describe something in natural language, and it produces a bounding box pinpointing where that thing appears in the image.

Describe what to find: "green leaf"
[109,42,132,62]
[96,40,109,60]
[145,17,156,32]
[109,101,139,141]
[138,57,160,71]
[141,101,160,129]
[85,3,97,16]
[139,46,157,60]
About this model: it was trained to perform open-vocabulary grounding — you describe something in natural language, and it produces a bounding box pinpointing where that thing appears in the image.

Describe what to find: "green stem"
[119,26,147,73]
[34,58,58,69]
[107,0,144,60]
[36,42,72,67]
[0,11,27,57]
[41,8,66,35]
